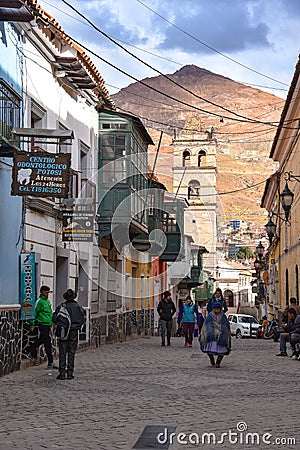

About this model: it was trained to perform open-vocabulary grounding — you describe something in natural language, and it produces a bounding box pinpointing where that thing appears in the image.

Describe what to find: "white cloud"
[37,0,298,98]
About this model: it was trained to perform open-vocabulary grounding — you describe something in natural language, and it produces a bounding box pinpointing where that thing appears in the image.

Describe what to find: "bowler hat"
[63,289,77,300]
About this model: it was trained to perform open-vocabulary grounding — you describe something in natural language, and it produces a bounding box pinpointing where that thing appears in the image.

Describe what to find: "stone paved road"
[1,336,299,450]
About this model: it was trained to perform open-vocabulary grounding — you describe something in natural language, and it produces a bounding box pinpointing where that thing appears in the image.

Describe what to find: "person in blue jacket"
[177,295,204,347]
[207,288,228,314]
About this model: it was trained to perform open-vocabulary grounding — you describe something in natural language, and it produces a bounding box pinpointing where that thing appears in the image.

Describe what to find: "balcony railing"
[0,79,21,155]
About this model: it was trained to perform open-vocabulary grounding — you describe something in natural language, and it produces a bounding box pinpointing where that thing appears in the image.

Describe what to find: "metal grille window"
[0,79,21,140]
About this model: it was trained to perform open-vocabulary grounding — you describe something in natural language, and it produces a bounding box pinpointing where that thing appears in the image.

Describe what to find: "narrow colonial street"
[1,336,298,450]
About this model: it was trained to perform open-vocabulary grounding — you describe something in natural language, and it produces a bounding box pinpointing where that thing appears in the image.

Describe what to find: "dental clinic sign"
[11,151,71,197]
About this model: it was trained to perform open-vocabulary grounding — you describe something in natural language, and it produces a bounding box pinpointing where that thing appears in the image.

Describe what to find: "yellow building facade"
[261,57,300,314]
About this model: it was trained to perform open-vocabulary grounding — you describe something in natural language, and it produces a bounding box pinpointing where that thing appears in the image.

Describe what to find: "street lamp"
[254,257,262,273]
[255,241,265,259]
[279,182,294,221]
[265,218,276,244]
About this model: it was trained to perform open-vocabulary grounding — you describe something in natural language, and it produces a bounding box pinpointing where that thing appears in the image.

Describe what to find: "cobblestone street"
[1,336,299,450]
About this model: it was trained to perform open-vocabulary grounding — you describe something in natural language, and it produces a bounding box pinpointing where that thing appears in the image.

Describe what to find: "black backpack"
[54,303,71,340]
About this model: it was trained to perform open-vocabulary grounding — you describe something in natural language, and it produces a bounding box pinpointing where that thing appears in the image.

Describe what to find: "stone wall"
[1,308,155,377]
[0,307,21,376]
[92,309,155,345]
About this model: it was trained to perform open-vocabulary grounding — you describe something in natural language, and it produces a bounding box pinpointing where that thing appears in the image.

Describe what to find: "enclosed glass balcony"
[131,179,166,254]
[97,110,153,243]
[159,193,187,261]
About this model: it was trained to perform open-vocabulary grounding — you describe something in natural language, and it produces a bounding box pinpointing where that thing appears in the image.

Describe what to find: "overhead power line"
[61,0,288,128]
[136,0,289,87]
[41,0,288,94]
[31,3,299,132]
[116,106,296,145]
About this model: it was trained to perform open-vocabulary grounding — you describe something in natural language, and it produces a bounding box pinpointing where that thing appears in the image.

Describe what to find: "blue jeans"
[279,333,290,353]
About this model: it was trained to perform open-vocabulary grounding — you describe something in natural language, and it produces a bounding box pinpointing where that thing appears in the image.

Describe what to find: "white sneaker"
[292,355,298,360]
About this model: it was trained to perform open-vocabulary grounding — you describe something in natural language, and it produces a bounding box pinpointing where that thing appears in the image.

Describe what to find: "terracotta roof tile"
[24,0,114,108]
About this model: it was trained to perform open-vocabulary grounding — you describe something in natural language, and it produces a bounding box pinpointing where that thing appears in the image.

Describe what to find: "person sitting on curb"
[290,314,300,360]
[276,308,297,357]
[282,297,300,324]
[177,295,204,347]
[206,288,228,314]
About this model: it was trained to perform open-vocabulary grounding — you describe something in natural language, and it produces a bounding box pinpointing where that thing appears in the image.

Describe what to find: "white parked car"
[227,313,260,339]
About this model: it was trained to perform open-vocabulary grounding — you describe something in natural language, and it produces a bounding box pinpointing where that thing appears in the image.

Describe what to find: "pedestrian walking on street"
[157,291,176,346]
[25,285,58,369]
[200,302,231,368]
[206,288,228,314]
[53,289,85,380]
[177,295,204,347]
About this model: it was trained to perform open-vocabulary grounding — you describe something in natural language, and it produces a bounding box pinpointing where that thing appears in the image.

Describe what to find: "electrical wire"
[17,48,282,143]
[40,0,288,95]
[61,0,292,128]
[135,0,289,87]
[106,81,285,138]
[33,1,299,131]
[116,106,295,144]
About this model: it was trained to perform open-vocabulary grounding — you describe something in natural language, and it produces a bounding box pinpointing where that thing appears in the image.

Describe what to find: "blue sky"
[38,0,300,98]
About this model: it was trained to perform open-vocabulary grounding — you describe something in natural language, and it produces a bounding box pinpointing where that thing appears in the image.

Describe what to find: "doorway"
[56,256,68,307]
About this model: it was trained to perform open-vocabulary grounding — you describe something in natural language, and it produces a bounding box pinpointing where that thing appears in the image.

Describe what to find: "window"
[296,265,299,304]
[182,150,190,167]
[188,180,200,199]
[0,79,21,140]
[79,141,96,201]
[286,269,289,306]
[68,170,79,199]
[101,133,127,184]
[58,121,72,153]
[132,267,137,310]
[31,100,46,151]
[80,141,89,179]
[198,150,206,167]
[101,122,128,130]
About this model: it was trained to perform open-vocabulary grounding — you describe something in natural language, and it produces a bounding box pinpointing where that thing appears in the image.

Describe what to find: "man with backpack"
[53,289,85,380]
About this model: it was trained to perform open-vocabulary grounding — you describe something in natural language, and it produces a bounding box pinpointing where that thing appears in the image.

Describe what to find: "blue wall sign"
[20,253,36,321]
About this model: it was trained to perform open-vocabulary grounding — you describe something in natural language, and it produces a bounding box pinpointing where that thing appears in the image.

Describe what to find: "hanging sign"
[62,211,94,241]
[19,253,36,321]
[11,151,71,197]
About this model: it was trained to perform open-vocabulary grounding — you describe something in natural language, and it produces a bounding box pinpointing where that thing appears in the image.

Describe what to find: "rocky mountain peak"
[172,64,223,79]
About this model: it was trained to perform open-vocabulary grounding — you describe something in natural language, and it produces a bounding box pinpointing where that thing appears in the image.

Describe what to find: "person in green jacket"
[25,285,58,369]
